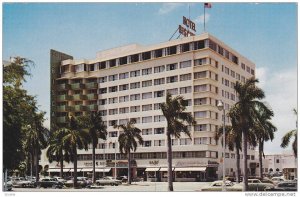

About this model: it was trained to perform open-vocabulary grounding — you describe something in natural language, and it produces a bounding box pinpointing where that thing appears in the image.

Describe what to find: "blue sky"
[3,2,297,154]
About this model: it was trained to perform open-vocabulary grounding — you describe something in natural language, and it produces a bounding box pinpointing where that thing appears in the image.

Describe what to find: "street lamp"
[103,140,106,178]
[217,100,226,191]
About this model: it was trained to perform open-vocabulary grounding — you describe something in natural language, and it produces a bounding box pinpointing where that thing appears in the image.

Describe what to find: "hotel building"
[43,32,258,181]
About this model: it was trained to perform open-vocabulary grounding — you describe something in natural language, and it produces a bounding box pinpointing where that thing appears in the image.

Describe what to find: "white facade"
[45,33,258,181]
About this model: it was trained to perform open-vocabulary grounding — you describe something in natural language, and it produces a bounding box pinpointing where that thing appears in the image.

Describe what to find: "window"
[154,49,163,58]
[154,90,164,98]
[180,138,192,145]
[131,118,140,124]
[154,128,164,134]
[153,103,162,110]
[166,63,178,71]
[99,99,107,105]
[231,70,235,78]
[109,59,116,67]
[142,92,152,99]
[89,64,96,71]
[194,71,207,79]
[130,70,140,77]
[154,65,165,73]
[154,78,165,85]
[172,139,178,146]
[241,63,246,70]
[167,76,178,83]
[130,82,140,89]
[109,120,117,126]
[154,140,165,146]
[109,97,118,104]
[119,84,129,91]
[183,99,192,106]
[180,60,191,68]
[119,72,129,79]
[194,40,205,50]
[130,94,140,101]
[99,76,107,83]
[142,80,152,87]
[180,86,192,94]
[166,46,177,55]
[109,74,118,81]
[143,141,152,147]
[194,58,207,66]
[225,67,229,75]
[236,73,241,81]
[194,111,207,118]
[167,88,178,95]
[99,62,106,69]
[251,69,255,75]
[142,116,152,123]
[119,95,129,103]
[180,73,191,81]
[246,66,251,73]
[109,86,118,92]
[99,110,107,116]
[194,137,208,145]
[109,108,118,115]
[142,128,152,135]
[130,54,139,63]
[119,56,127,65]
[154,115,165,122]
[194,124,207,131]
[119,119,129,125]
[194,98,207,105]
[109,131,118,137]
[142,51,151,60]
[99,88,107,94]
[119,107,129,114]
[276,159,280,163]
[142,68,152,75]
[142,104,152,111]
[75,64,85,72]
[194,85,208,92]
[130,106,140,112]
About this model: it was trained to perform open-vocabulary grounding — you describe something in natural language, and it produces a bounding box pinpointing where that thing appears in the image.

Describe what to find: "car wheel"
[52,185,56,189]
[22,184,26,188]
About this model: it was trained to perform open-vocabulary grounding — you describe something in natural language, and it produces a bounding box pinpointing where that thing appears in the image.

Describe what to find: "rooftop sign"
[179,16,196,37]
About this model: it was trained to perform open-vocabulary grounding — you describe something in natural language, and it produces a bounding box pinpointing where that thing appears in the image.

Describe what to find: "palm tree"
[160,93,196,191]
[215,124,242,183]
[23,112,49,182]
[80,112,107,184]
[281,109,297,157]
[114,119,143,184]
[62,116,90,188]
[254,104,276,179]
[232,77,270,191]
[46,127,71,178]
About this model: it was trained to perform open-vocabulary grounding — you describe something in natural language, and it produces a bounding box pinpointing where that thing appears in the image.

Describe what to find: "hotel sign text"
[179,16,196,37]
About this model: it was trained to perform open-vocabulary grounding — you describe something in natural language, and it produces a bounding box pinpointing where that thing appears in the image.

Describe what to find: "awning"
[174,167,206,172]
[159,167,175,171]
[81,168,93,172]
[48,168,71,172]
[70,168,82,172]
[145,168,160,172]
[95,168,111,172]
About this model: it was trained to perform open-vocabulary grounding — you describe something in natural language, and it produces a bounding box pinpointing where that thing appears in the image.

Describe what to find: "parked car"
[36,178,64,189]
[3,180,13,191]
[272,181,297,191]
[65,177,89,188]
[53,177,67,184]
[96,176,122,186]
[117,176,128,183]
[271,177,285,185]
[247,179,275,191]
[201,180,242,191]
[11,177,33,188]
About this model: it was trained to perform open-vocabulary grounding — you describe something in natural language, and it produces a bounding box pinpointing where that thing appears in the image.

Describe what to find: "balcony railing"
[87,93,98,100]
[71,83,85,90]
[73,94,87,100]
[69,105,87,111]
[56,105,69,112]
[57,95,72,101]
[57,116,67,123]
[57,84,70,90]
[85,82,98,89]
[87,104,98,111]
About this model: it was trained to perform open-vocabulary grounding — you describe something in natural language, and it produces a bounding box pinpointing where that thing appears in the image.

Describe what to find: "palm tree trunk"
[35,146,39,182]
[73,147,78,188]
[31,152,34,178]
[259,141,263,179]
[235,145,240,183]
[167,133,173,191]
[60,148,64,178]
[128,150,131,184]
[92,143,96,184]
[242,131,248,191]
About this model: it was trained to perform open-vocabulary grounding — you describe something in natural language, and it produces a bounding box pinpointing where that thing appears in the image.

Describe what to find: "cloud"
[256,67,297,154]
[194,13,210,24]
[158,3,183,15]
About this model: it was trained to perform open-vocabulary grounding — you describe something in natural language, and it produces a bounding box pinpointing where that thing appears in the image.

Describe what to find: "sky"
[3,2,298,155]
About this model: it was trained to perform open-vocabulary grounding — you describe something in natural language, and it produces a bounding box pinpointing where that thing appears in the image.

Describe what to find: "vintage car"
[3,180,13,191]
[272,181,297,191]
[246,179,275,191]
[201,180,242,191]
[96,176,122,186]
[36,178,64,189]
[11,177,33,188]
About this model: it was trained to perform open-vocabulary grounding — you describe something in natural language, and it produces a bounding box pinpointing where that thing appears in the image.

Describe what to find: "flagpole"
[204,4,206,32]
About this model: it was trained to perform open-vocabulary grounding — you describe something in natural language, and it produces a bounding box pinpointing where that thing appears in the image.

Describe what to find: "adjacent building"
[42,32,258,181]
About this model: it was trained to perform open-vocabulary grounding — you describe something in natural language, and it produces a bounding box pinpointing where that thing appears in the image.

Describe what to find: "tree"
[23,112,49,181]
[254,104,276,179]
[160,93,196,191]
[46,127,71,178]
[114,119,143,184]
[62,116,90,188]
[80,112,107,184]
[232,77,270,191]
[281,109,297,157]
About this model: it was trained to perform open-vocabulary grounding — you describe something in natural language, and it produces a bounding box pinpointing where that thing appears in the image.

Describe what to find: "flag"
[204,3,212,8]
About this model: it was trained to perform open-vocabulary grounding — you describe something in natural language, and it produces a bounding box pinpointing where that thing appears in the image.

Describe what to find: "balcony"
[57,95,72,102]
[57,116,67,123]
[57,84,70,91]
[71,83,85,90]
[56,105,69,112]
[85,82,98,89]
[70,105,87,112]
[87,93,98,100]
[73,94,87,100]
[87,104,98,111]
